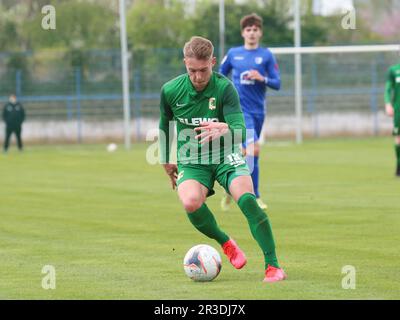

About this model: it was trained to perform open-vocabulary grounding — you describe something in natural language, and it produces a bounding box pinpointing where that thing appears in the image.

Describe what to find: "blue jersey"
[219,46,281,115]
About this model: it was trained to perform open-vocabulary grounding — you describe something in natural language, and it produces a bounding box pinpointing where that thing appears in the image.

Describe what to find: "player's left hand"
[194,122,229,144]
[248,69,265,82]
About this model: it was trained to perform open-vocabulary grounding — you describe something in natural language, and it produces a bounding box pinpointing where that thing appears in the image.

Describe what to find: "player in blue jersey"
[219,13,281,211]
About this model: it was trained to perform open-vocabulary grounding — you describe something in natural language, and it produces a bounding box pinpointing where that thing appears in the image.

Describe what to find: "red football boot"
[222,239,247,269]
[263,264,287,282]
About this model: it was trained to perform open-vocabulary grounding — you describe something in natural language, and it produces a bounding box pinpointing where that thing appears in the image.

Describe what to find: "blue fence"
[0,48,396,141]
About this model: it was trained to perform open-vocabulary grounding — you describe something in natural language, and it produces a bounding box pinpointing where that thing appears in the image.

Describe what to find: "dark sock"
[187,203,230,245]
[237,193,279,268]
[396,145,400,175]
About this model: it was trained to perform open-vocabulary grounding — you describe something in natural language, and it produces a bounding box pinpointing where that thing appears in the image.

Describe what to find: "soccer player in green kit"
[384,62,400,177]
[159,36,286,282]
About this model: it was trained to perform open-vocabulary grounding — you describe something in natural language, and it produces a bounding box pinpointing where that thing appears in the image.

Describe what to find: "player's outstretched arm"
[159,88,174,164]
[159,88,177,189]
[21,103,26,122]
[2,104,7,121]
[264,51,281,90]
[219,51,232,76]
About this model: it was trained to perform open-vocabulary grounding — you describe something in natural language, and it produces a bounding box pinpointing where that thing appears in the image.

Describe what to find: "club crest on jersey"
[255,57,263,64]
[209,97,216,110]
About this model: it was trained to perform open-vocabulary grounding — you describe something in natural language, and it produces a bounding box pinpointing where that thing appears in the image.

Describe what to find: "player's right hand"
[385,103,394,117]
[163,164,178,190]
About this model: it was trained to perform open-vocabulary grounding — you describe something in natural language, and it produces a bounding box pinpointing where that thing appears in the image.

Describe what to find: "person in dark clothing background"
[2,94,25,152]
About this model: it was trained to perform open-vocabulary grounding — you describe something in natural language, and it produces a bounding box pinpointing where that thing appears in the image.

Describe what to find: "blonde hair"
[183,36,214,60]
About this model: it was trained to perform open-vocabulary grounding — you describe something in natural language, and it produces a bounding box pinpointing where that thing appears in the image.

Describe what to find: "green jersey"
[159,72,246,164]
[384,63,400,110]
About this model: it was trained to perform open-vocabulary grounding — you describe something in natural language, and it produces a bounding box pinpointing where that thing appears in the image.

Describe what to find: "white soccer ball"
[107,143,117,152]
[183,244,222,282]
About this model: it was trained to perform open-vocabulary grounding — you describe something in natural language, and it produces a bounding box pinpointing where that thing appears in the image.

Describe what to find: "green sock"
[187,203,229,246]
[396,144,400,167]
[237,193,279,269]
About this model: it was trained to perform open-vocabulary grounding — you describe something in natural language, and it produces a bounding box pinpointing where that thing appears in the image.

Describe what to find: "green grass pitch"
[0,137,399,299]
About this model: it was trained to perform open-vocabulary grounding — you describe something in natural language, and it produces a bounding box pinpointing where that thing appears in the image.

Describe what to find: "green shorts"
[176,152,250,197]
[393,110,400,136]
